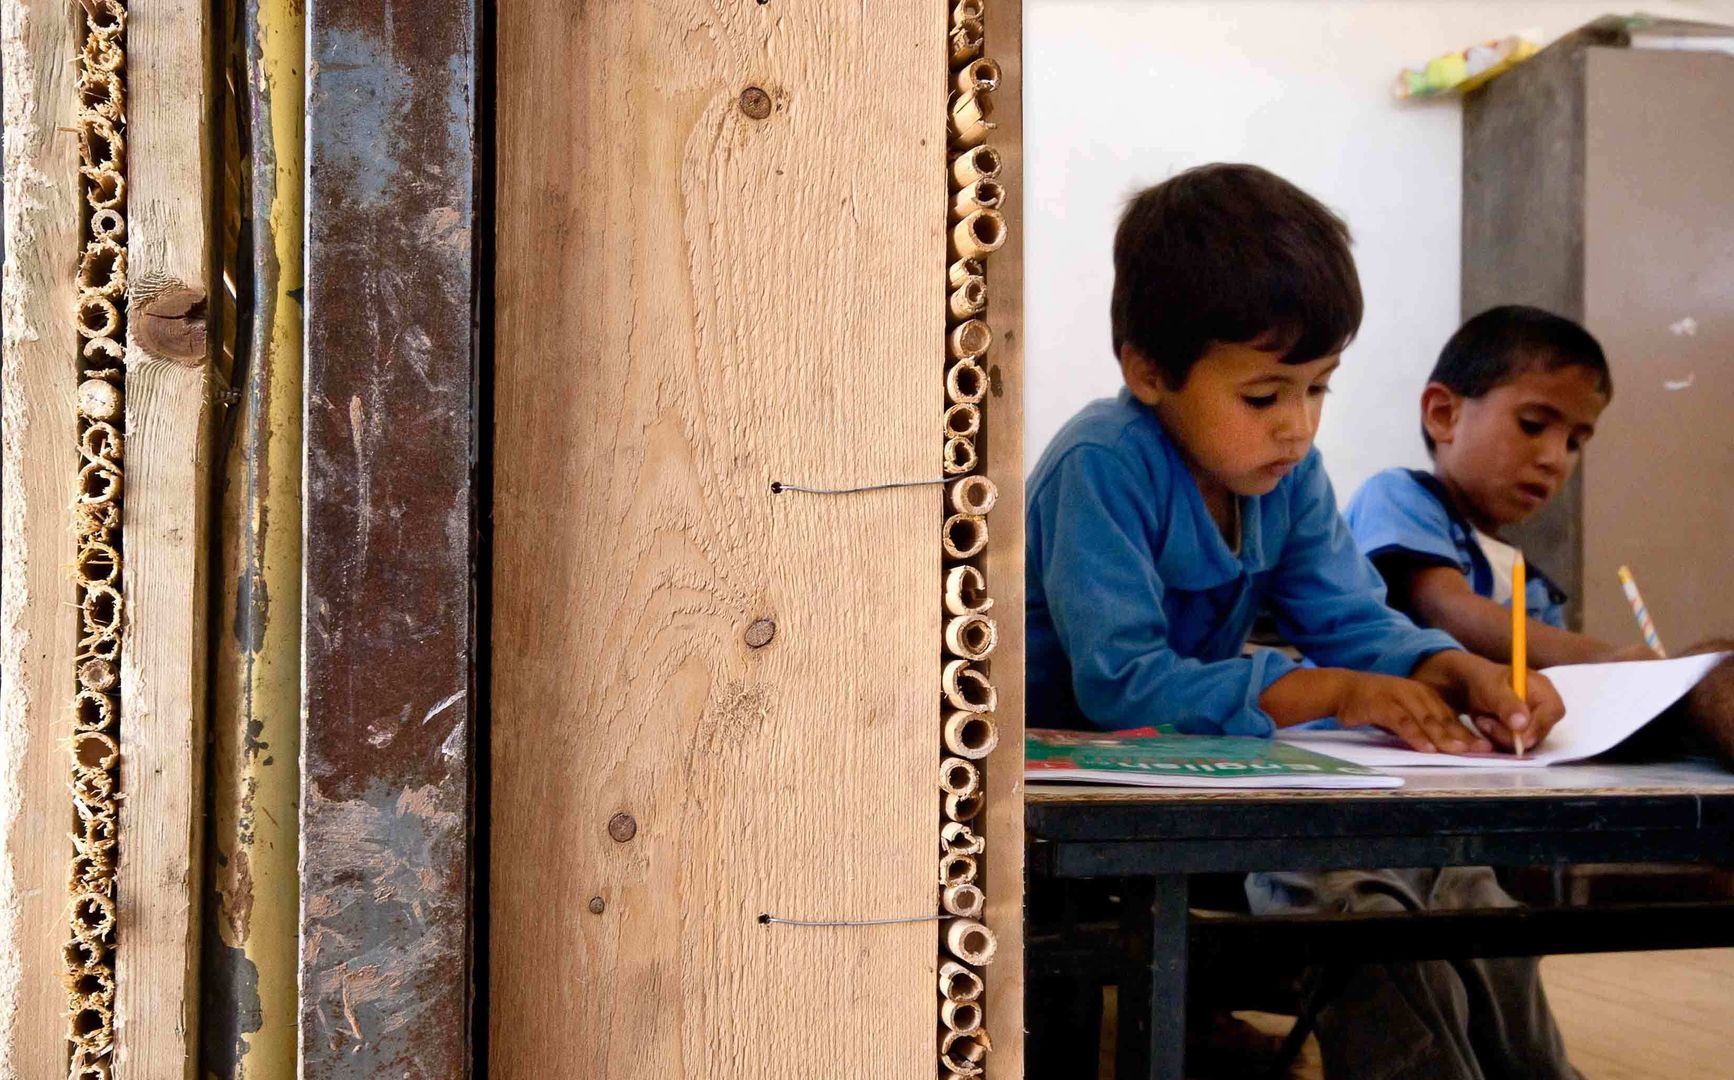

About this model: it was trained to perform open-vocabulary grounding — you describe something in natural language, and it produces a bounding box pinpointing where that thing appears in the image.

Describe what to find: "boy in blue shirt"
[1027,166,1579,1079]
[1027,165,1561,751]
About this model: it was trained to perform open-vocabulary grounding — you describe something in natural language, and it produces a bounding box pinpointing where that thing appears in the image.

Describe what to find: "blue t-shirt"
[1025,390,1460,736]
[1344,468,1567,629]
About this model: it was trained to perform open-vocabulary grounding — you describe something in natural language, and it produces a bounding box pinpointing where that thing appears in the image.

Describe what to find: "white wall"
[1025,0,1734,501]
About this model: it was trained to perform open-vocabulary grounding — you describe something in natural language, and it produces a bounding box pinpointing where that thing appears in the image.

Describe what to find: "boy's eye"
[1242,393,1278,409]
[1517,418,1546,436]
[1306,384,1331,398]
[1566,436,1582,453]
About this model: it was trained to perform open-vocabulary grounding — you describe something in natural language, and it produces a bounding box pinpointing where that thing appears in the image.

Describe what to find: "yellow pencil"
[1512,552,1527,758]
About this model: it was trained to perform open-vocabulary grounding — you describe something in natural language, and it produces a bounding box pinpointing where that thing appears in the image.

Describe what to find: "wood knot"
[134,284,208,366]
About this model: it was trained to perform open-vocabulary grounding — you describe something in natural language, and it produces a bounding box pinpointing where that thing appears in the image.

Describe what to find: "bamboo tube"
[948,255,986,289]
[89,208,125,240]
[950,18,983,65]
[69,1002,114,1054]
[75,295,120,339]
[943,710,998,761]
[71,731,120,774]
[67,852,110,892]
[951,178,1004,219]
[939,852,978,887]
[944,402,980,440]
[950,358,991,405]
[83,34,124,74]
[942,514,988,560]
[72,690,116,732]
[80,421,123,464]
[948,474,998,516]
[79,582,123,639]
[944,565,993,616]
[76,239,126,298]
[77,462,121,506]
[77,658,118,692]
[83,335,125,366]
[941,996,984,1033]
[77,116,123,173]
[948,276,987,320]
[954,56,1001,95]
[951,208,1006,260]
[65,963,115,1007]
[948,317,991,360]
[69,1057,111,1080]
[943,436,978,477]
[81,167,125,210]
[941,820,985,856]
[68,766,114,803]
[943,658,995,712]
[952,0,983,25]
[75,540,120,583]
[73,502,119,540]
[945,790,984,822]
[949,90,995,149]
[944,613,997,662]
[63,938,103,973]
[70,891,117,943]
[940,1028,993,1076]
[939,959,985,1002]
[940,756,981,797]
[945,918,998,966]
[942,883,986,921]
[83,0,126,35]
[951,146,1002,189]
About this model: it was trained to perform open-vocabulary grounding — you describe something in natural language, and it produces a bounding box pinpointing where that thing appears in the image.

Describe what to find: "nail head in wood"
[588,896,606,914]
[745,618,777,648]
[739,86,772,120]
[608,813,637,843]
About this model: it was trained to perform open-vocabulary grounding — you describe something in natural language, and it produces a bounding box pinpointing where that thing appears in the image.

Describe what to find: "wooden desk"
[1026,759,1734,1080]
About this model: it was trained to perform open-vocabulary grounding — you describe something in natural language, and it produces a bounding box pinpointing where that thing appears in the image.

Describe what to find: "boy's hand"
[1413,650,1567,754]
[1334,671,1490,755]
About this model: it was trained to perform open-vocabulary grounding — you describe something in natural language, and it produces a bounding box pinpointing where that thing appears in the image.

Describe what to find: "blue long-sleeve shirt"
[1026,390,1460,735]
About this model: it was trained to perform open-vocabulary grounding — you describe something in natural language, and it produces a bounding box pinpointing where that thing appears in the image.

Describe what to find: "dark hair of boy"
[1110,162,1363,388]
[1423,304,1613,451]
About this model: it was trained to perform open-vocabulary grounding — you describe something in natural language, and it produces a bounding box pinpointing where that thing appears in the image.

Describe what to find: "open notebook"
[1280,653,1726,768]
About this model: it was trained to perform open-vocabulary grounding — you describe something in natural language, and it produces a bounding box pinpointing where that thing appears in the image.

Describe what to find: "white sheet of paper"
[1279,653,1727,768]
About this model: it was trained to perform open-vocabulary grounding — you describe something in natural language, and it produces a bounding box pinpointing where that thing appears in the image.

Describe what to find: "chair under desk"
[1025,759,1734,1080]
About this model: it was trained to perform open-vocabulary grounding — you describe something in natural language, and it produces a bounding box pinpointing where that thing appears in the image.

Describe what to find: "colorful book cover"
[1026,727,1402,790]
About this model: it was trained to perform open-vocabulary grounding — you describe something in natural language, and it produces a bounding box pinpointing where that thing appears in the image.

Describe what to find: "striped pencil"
[1617,565,1666,658]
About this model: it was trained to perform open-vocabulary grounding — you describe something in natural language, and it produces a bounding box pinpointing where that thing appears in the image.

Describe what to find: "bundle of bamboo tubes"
[67,3,130,1076]
[940,1,1005,1072]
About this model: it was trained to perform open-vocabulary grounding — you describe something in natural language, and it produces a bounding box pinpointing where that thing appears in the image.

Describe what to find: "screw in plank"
[608,813,637,843]
[745,618,777,649]
[739,86,772,120]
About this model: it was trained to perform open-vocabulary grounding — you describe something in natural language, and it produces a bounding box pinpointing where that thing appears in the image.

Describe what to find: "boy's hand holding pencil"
[1411,647,1566,755]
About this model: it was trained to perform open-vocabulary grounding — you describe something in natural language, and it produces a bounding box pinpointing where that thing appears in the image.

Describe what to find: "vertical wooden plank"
[1581,48,1734,648]
[979,1,1025,1071]
[205,0,305,1075]
[491,3,944,1077]
[114,0,218,1074]
[299,0,477,1074]
[0,1,84,1073]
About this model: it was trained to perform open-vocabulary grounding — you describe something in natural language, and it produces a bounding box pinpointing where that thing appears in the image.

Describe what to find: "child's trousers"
[1246,867,1583,1080]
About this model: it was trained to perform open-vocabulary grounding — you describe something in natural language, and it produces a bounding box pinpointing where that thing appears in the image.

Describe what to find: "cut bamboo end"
[77,116,122,173]
[76,658,118,692]
[944,565,993,616]
[82,0,126,36]
[945,918,998,966]
[944,402,981,440]
[948,255,987,290]
[64,963,115,1008]
[939,852,978,887]
[954,57,1002,96]
[941,820,986,856]
[77,239,126,299]
[946,359,986,405]
[943,710,999,761]
[80,421,122,465]
[950,18,983,65]
[80,167,125,211]
[83,336,125,366]
[76,379,121,422]
[943,658,996,713]
[70,731,119,774]
[951,145,1003,190]
[940,959,985,1002]
[949,90,996,149]
[69,1057,112,1080]
[945,790,985,822]
[942,883,986,920]
[948,317,992,361]
[951,178,1005,220]
[68,1000,114,1055]
[943,436,978,476]
[75,541,119,585]
[942,514,988,561]
[82,34,123,74]
[940,756,982,798]
[941,995,984,1032]
[68,766,113,803]
[952,0,984,26]
[74,295,119,340]
[71,690,115,732]
[951,208,1006,260]
[949,276,988,320]
[948,474,998,516]
[68,891,116,944]
[940,1026,994,1076]
[944,613,997,662]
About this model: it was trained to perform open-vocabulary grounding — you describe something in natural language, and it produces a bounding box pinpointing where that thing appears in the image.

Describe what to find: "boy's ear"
[1421,382,1462,447]
[1120,344,1164,406]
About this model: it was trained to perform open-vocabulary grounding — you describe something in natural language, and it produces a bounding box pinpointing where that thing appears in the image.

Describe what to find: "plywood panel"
[0,2,86,1072]
[491,3,945,1076]
[979,0,1026,1071]
[1582,48,1734,650]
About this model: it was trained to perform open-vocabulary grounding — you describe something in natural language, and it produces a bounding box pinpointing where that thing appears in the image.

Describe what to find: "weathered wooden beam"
[114,0,219,1074]
[979,0,1026,1071]
[0,2,86,1074]
[299,0,478,1074]
[204,0,305,1075]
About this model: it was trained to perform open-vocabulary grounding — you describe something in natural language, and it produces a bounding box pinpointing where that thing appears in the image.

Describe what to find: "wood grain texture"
[491,3,945,1076]
[114,0,216,1075]
[0,1,85,1073]
[978,0,1025,1071]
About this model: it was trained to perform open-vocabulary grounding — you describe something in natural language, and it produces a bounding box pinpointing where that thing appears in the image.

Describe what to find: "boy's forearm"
[1259,668,1349,728]
[1413,583,1615,667]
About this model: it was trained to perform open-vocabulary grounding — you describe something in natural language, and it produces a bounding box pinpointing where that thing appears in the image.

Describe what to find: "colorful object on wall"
[1395,33,1540,99]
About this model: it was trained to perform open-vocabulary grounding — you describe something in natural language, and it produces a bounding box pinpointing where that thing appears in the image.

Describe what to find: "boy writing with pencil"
[1027,164,1579,1077]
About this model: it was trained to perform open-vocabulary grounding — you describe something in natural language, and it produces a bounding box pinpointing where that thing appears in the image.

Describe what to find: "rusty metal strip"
[204,0,305,1076]
[300,0,479,1074]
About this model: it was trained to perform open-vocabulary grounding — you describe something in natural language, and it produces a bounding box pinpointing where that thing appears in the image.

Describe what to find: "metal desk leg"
[1148,874,1189,1080]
